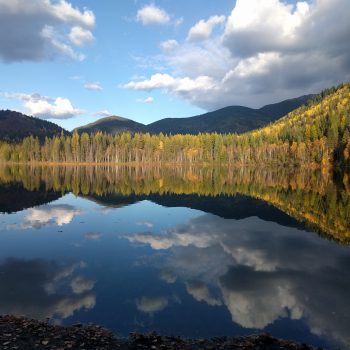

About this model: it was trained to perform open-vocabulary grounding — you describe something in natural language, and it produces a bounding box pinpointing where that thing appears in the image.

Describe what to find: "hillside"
[0,110,68,142]
[75,95,314,135]
[74,116,146,134]
[147,94,314,134]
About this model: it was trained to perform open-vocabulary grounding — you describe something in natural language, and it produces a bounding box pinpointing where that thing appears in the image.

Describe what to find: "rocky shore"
[0,315,323,350]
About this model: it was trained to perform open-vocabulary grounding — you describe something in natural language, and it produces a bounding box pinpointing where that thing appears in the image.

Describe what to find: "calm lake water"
[0,165,349,349]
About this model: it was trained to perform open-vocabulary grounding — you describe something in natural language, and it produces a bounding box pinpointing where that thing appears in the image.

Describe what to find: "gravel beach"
[0,315,322,350]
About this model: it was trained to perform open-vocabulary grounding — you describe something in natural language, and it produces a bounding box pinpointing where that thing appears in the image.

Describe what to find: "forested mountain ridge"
[0,110,69,142]
[146,94,315,134]
[74,115,146,134]
[74,94,314,135]
[0,83,348,169]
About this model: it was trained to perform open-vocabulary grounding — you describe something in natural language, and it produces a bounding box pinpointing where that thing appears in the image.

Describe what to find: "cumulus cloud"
[124,73,216,104]
[8,204,82,230]
[136,4,170,25]
[84,82,103,91]
[136,97,154,104]
[69,26,94,47]
[94,110,112,118]
[136,296,168,314]
[125,0,350,109]
[0,0,95,62]
[187,15,225,42]
[0,92,81,119]
[160,39,179,52]
[0,258,95,320]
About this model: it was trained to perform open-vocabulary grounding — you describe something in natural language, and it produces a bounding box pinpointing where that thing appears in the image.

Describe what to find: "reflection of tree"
[0,258,95,320]
[1,165,349,243]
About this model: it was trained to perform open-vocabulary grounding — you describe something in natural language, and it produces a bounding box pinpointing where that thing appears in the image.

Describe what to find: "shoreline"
[0,315,323,350]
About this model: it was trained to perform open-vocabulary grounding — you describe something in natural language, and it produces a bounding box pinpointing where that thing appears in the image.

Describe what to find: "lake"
[0,165,349,349]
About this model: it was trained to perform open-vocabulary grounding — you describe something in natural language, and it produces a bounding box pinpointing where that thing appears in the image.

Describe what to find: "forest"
[0,83,349,168]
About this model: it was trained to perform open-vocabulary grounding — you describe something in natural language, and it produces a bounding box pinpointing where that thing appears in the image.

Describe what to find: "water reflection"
[0,165,349,242]
[0,258,95,320]
[126,214,350,346]
[0,165,349,348]
[8,204,81,230]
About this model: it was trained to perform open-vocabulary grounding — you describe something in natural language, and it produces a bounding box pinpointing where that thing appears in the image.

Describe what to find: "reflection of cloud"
[71,276,95,294]
[9,204,81,230]
[159,269,177,284]
[136,296,168,315]
[125,227,217,250]
[0,258,95,320]
[185,281,221,306]
[85,232,102,240]
[220,266,302,329]
[136,221,154,228]
[126,214,350,347]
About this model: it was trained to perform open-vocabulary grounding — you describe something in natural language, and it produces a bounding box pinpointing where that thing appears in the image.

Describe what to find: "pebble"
[0,315,322,350]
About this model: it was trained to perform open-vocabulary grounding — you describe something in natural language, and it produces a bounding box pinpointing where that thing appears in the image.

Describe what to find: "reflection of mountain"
[84,192,304,230]
[0,165,349,243]
[0,182,63,213]
[125,214,350,348]
[0,258,95,320]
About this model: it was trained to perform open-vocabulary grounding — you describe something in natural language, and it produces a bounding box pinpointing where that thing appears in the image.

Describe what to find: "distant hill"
[75,95,315,135]
[74,116,146,134]
[0,110,68,142]
[146,95,315,134]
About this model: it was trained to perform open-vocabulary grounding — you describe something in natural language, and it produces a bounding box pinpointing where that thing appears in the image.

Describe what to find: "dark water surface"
[0,165,350,349]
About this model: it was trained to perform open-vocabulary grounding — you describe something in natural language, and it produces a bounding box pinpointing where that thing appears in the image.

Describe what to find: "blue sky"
[0,0,349,130]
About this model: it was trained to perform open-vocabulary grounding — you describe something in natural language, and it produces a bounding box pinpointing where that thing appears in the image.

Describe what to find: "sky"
[0,0,349,131]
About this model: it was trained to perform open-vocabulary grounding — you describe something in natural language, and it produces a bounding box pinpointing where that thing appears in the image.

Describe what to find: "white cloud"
[125,0,350,109]
[1,92,81,119]
[160,39,179,52]
[187,15,225,42]
[94,110,112,118]
[0,0,95,62]
[124,73,216,103]
[84,82,103,91]
[136,4,170,25]
[69,26,94,47]
[136,96,154,104]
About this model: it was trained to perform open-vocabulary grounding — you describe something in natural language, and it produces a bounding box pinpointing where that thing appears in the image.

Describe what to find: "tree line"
[0,83,349,168]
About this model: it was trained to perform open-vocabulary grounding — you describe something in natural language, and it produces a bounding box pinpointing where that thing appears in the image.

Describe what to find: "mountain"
[74,95,315,135]
[0,110,68,142]
[147,95,315,134]
[74,116,146,134]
